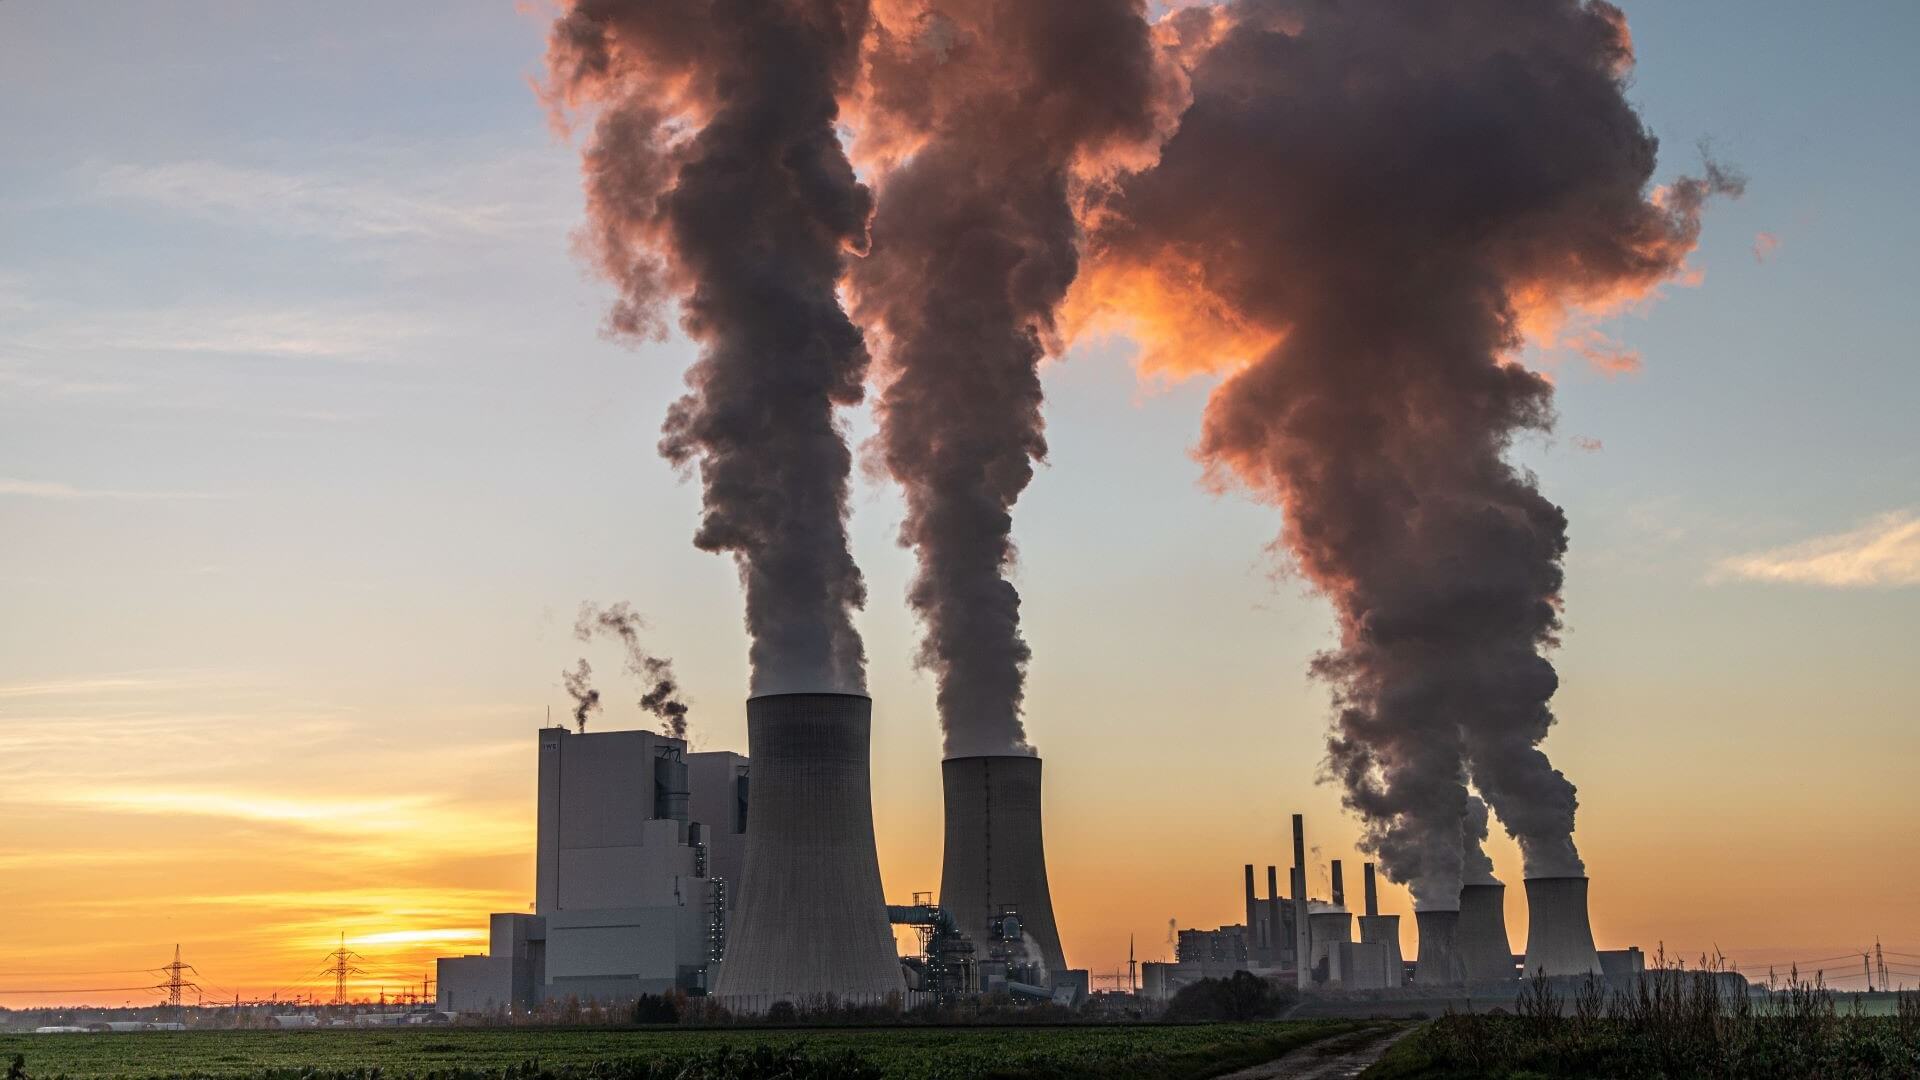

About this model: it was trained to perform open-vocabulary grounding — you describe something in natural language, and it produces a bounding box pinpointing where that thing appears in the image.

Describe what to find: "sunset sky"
[3,1,1918,1007]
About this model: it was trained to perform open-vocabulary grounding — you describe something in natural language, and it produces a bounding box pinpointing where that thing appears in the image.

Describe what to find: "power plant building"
[438,726,747,1012]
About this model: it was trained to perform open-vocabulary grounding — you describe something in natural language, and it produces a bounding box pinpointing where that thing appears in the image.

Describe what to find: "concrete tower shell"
[1413,909,1463,986]
[939,755,1067,976]
[1522,877,1603,977]
[1456,883,1517,982]
[1358,914,1404,987]
[710,693,905,1004]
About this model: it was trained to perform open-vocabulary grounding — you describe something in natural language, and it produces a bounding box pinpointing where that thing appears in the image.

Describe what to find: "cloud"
[93,159,546,243]
[0,477,226,501]
[1714,511,1920,588]
[1572,436,1604,453]
[1753,231,1782,263]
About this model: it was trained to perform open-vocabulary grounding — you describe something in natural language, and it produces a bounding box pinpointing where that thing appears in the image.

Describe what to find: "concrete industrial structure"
[1413,909,1463,986]
[1522,876,1604,977]
[709,692,906,1006]
[938,755,1067,980]
[438,725,748,1012]
[1456,883,1517,983]
[1354,864,1404,990]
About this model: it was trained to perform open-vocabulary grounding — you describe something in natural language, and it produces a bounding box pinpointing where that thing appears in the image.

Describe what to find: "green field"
[1,1021,1378,1080]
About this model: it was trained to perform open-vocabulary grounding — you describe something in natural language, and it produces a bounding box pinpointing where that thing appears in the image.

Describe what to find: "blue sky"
[1,1,1916,997]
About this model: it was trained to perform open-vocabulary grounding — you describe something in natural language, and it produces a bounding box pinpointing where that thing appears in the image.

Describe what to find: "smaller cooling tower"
[1456,883,1516,982]
[710,692,905,1005]
[1358,914,1404,987]
[939,754,1066,976]
[1413,909,1463,985]
[1522,876,1603,977]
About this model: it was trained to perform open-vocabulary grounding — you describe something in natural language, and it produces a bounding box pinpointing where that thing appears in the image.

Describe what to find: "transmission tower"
[161,944,200,1009]
[326,933,367,1005]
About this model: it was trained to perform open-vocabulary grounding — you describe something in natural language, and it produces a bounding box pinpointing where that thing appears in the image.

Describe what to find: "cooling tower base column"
[1522,876,1603,977]
[1457,883,1517,983]
[710,692,905,1007]
[939,754,1067,978]
[1413,909,1463,986]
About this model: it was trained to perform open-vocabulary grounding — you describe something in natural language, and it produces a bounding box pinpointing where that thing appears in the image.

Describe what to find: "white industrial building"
[437,725,749,1013]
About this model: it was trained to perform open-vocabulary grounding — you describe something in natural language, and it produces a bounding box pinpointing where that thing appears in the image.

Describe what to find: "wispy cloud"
[0,477,226,501]
[92,155,568,244]
[1714,511,1920,588]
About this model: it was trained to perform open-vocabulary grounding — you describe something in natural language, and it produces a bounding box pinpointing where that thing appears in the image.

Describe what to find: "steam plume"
[1462,795,1500,887]
[1084,0,1739,904]
[546,0,875,694]
[852,0,1170,757]
[562,658,601,733]
[575,601,691,739]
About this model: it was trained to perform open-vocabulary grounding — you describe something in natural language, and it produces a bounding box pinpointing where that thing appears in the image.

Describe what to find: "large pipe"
[710,692,905,1004]
[1291,814,1309,990]
[939,754,1067,976]
[1456,883,1517,982]
[1364,862,1380,917]
[1522,877,1603,977]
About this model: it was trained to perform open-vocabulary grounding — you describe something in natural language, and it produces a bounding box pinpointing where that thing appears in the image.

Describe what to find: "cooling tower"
[710,692,905,1004]
[1456,883,1517,982]
[1358,914,1404,986]
[1413,909,1463,985]
[939,754,1066,976]
[1522,876,1603,977]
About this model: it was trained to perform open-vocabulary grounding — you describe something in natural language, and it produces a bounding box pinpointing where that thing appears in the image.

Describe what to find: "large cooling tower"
[710,692,905,1004]
[1456,883,1517,982]
[939,754,1066,976]
[1413,909,1463,985]
[1358,864,1404,986]
[1522,876,1602,977]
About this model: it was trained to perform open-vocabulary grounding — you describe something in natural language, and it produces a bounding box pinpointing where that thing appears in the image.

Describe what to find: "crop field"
[0,1020,1374,1080]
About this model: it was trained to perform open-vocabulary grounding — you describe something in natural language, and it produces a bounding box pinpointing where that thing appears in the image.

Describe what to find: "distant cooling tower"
[939,755,1066,976]
[1413,909,1463,985]
[1456,883,1516,982]
[710,692,905,1004]
[1522,876,1602,977]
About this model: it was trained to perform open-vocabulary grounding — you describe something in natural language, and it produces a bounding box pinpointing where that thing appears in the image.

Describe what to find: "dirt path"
[1216,1023,1414,1080]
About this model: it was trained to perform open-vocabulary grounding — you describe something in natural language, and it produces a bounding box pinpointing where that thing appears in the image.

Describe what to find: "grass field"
[0,1021,1376,1080]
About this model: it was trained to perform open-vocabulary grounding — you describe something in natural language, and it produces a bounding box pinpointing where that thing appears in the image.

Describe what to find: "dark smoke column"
[547,0,875,695]
[853,0,1169,757]
[1084,0,1738,904]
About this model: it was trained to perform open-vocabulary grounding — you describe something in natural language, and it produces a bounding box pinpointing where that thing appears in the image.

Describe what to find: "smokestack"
[1364,862,1379,917]
[939,755,1066,976]
[1414,910,1463,986]
[1331,860,1345,910]
[711,693,904,1004]
[1522,877,1603,977]
[1266,865,1281,963]
[1244,864,1257,952]
[1456,883,1516,983]
[1291,814,1309,990]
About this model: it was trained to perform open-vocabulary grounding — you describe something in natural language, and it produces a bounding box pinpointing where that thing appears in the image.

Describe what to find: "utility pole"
[1864,953,1873,993]
[1877,939,1888,991]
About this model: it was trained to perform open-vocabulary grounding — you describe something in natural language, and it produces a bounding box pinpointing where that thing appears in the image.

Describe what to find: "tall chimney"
[1266,865,1281,963]
[939,754,1067,977]
[1456,883,1516,982]
[1331,860,1345,910]
[1522,877,1602,977]
[1244,864,1258,952]
[711,692,904,1005]
[1364,862,1379,917]
[1291,814,1309,990]
[1413,909,1463,986]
